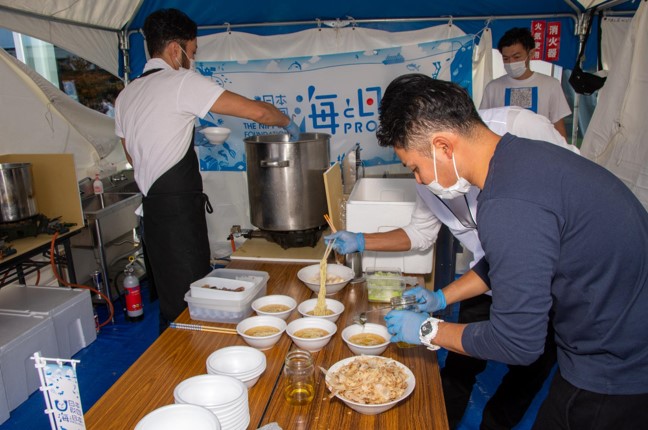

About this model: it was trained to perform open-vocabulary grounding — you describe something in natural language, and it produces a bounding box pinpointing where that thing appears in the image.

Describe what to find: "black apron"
[137,69,214,323]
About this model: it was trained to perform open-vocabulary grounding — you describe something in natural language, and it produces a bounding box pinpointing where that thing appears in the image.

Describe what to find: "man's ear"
[431,132,455,159]
[527,48,535,63]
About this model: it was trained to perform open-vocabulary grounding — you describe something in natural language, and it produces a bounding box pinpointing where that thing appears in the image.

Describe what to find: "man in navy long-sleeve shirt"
[380,74,648,429]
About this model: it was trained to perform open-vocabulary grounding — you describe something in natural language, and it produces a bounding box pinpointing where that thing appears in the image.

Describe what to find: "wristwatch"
[419,317,444,351]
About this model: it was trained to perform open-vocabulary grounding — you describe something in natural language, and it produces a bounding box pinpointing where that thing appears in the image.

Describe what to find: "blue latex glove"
[403,286,446,313]
[384,310,428,345]
[324,231,365,254]
[284,120,300,141]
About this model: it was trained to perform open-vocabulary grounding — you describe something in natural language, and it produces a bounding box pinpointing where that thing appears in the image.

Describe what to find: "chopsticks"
[324,214,337,233]
[170,322,237,335]
[323,238,336,261]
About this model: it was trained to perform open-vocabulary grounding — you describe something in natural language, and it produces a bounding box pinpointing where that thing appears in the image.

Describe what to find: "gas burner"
[0,214,75,241]
[230,225,327,249]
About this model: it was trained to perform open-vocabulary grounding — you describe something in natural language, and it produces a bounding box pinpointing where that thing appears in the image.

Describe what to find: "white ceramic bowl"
[297,263,354,295]
[325,356,416,415]
[135,404,221,430]
[201,127,231,144]
[341,323,390,356]
[252,295,297,320]
[286,317,337,352]
[297,298,345,323]
[236,315,286,350]
[174,374,247,408]
[206,346,266,388]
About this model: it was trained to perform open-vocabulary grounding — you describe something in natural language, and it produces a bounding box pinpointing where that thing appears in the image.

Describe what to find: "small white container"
[297,264,354,296]
[135,404,221,430]
[297,298,345,323]
[236,315,286,350]
[185,268,269,323]
[251,295,297,320]
[341,323,390,356]
[286,317,337,352]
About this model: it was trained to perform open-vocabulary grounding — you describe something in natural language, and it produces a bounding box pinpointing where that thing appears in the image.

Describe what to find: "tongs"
[353,294,424,325]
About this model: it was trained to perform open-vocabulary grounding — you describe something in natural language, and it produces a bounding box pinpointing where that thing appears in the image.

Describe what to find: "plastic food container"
[365,267,405,303]
[184,268,269,323]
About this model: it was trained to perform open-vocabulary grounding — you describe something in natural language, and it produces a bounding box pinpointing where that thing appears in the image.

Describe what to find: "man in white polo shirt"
[115,8,296,331]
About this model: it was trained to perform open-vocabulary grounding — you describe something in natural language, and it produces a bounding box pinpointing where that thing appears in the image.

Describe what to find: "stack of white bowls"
[174,374,250,430]
[206,346,267,388]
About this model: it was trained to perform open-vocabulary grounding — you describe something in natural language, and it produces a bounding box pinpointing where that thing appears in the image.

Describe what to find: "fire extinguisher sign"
[531,21,546,61]
[545,22,562,62]
[531,20,561,62]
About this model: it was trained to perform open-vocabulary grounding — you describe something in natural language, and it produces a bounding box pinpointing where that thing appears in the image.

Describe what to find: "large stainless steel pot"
[244,133,330,231]
[0,163,38,223]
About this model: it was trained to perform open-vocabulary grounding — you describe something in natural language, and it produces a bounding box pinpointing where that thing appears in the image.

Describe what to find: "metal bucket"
[244,133,330,232]
[0,163,38,222]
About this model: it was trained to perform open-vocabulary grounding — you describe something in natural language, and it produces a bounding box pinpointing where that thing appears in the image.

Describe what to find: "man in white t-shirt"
[115,8,296,330]
[480,27,571,139]
[327,106,578,429]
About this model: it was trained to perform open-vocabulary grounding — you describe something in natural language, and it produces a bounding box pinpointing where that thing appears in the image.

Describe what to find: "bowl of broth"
[297,298,345,322]
[236,315,286,350]
[341,323,390,356]
[286,317,337,352]
[252,295,297,320]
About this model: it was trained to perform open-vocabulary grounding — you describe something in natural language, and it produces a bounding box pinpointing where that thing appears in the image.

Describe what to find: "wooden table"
[84,260,448,429]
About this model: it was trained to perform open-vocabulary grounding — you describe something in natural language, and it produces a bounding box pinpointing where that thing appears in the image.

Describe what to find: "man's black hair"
[497,27,535,52]
[376,74,484,151]
[143,8,197,57]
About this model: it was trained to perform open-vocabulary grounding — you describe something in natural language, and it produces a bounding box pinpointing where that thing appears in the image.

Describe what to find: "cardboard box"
[0,285,96,358]
[346,178,434,274]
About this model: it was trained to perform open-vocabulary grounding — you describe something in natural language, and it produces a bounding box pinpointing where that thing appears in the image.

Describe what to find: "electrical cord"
[50,232,114,328]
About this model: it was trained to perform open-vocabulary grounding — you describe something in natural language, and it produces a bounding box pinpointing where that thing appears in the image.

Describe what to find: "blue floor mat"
[0,283,160,430]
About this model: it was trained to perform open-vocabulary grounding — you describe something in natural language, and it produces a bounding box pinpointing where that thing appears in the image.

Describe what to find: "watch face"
[421,320,433,336]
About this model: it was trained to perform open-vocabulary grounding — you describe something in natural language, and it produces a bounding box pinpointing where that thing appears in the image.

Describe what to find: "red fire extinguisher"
[123,256,144,322]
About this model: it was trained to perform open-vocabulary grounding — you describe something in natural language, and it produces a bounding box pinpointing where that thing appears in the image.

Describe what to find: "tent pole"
[119,30,131,85]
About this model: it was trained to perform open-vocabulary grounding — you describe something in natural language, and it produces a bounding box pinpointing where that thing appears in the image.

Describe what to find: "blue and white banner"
[195,34,473,171]
[35,356,85,430]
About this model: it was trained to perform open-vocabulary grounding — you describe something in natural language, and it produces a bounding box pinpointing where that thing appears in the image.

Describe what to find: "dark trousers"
[442,294,557,430]
[533,370,648,430]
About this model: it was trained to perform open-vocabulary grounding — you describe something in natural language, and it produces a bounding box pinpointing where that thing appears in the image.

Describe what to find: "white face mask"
[178,46,196,72]
[504,59,528,79]
[425,148,472,200]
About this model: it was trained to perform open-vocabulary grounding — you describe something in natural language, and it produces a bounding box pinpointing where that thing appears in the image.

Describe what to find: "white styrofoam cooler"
[0,312,59,411]
[0,366,8,425]
[346,178,434,274]
[0,285,96,359]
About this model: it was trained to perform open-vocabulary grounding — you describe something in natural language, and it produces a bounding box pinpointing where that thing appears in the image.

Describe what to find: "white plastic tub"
[185,268,269,323]
[346,178,433,274]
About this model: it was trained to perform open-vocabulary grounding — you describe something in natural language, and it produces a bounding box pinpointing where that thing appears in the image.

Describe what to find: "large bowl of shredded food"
[324,355,415,415]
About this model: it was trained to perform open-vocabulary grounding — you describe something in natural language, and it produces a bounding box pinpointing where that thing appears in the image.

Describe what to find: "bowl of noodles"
[297,298,345,322]
[297,263,354,296]
[236,315,286,350]
[325,356,415,415]
[341,323,390,356]
[286,317,337,352]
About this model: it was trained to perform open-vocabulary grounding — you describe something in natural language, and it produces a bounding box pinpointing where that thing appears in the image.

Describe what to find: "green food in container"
[366,269,405,303]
